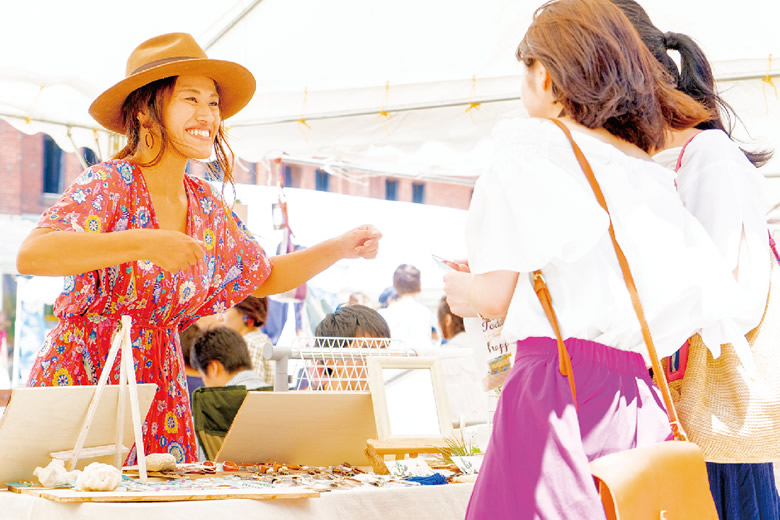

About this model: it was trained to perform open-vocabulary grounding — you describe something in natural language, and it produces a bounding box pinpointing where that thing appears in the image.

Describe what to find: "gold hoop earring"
[144,132,154,149]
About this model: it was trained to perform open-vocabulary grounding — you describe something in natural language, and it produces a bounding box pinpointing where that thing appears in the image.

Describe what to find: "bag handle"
[534,118,687,441]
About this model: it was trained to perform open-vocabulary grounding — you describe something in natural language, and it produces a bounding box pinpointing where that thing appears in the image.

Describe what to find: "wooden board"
[16,486,318,503]
[216,392,378,467]
[0,385,156,484]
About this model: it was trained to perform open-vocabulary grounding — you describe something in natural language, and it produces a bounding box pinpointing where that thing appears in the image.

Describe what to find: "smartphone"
[432,254,457,272]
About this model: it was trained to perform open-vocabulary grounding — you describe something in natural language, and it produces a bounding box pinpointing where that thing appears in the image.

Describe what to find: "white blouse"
[466,118,749,362]
[654,130,771,336]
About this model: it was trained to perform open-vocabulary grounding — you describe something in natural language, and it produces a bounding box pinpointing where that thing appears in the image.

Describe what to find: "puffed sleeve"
[37,162,123,233]
[186,181,273,323]
[466,120,610,274]
[676,130,771,335]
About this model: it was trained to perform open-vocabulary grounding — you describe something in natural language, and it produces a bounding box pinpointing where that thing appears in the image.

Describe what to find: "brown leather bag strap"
[547,118,687,441]
[531,270,577,406]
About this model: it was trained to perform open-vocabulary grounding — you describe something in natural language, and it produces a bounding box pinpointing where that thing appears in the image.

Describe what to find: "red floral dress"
[27,160,272,463]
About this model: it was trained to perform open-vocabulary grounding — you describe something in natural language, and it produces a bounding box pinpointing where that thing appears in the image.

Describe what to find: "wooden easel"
[364,438,446,475]
[51,315,148,481]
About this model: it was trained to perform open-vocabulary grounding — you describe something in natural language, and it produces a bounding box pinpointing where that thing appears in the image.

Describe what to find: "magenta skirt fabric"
[466,337,673,520]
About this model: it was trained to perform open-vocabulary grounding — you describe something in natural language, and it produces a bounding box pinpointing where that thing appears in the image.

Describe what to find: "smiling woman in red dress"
[16,33,381,463]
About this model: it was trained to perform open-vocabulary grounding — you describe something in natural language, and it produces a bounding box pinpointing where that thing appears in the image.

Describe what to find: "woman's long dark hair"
[610,0,773,167]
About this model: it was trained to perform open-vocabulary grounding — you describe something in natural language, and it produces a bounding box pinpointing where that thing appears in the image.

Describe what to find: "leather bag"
[532,119,719,519]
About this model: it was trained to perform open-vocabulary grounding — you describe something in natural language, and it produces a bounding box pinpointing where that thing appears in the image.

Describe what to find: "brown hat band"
[130,56,199,75]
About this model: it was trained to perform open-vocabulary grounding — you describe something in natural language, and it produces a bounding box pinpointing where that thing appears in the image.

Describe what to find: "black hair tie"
[663,31,679,50]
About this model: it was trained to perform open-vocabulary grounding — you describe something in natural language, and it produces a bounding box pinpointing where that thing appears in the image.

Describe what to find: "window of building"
[412,182,425,204]
[315,169,330,192]
[284,165,294,187]
[42,135,65,194]
[385,179,398,201]
[80,147,100,167]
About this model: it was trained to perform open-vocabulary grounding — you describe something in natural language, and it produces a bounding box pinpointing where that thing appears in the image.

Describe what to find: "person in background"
[348,291,370,306]
[378,264,434,348]
[304,304,391,391]
[611,1,778,518]
[377,287,397,309]
[190,327,267,390]
[179,323,204,403]
[200,296,274,386]
[438,296,467,347]
[443,0,749,517]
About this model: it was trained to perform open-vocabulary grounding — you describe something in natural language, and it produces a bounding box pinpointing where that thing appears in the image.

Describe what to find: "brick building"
[0,119,473,221]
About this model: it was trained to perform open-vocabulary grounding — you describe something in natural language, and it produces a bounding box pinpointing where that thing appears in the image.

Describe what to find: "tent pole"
[203,0,265,51]
[67,127,89,170]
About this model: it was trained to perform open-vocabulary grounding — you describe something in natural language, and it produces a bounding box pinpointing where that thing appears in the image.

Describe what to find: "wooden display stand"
[364,438,446,475]
[59,315,148,479]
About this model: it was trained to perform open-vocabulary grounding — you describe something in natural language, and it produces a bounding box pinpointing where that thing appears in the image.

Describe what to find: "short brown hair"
[190,327,251,373]
[233,296,269,328]
[518,0,711,152]
[393,264,421,295]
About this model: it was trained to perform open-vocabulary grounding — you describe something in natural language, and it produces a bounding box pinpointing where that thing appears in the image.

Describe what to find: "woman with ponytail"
[612,2,779,518]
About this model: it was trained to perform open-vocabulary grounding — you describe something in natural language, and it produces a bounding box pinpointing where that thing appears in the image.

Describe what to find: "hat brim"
[89,58,256,134]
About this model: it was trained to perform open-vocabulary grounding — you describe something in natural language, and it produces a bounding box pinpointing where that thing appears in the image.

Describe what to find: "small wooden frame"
[365,357,453,474]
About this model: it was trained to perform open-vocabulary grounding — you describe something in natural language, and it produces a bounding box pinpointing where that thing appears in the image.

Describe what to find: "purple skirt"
[466,337,673,520]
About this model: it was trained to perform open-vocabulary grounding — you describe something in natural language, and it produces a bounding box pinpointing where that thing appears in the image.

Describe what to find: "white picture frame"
[366,356,453,441]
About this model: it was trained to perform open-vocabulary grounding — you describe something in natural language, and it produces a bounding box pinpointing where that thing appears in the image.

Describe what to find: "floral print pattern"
[27,160,273,463]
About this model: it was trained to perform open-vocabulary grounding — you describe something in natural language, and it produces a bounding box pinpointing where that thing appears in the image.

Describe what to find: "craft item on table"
[352,473,422,488]
[33,459,81,488]
[75,462,121,491]
[385,458,434,478]
[450,455,483,475]
[145,453,176,472]
[406,473,448,486]
[451,473,479,484]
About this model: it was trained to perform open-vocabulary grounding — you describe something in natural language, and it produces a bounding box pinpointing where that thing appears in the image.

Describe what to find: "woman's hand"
[443,271,479,317]
[337,225,382,260]
[143,230,205,272]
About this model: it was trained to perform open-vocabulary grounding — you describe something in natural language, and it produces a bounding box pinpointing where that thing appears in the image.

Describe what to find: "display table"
[0,482,474,520]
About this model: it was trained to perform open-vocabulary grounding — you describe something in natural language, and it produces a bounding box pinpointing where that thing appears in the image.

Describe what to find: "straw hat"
[89,32,256,133]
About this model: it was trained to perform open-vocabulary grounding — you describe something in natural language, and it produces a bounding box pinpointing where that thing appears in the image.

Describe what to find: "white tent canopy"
[1,0,779,180]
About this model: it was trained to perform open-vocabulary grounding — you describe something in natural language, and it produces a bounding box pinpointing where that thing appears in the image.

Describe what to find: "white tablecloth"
[0,482,473,520]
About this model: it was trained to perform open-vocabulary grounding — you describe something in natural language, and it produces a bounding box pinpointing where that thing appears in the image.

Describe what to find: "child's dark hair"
[315,304,391,347]
[190,326,251,373]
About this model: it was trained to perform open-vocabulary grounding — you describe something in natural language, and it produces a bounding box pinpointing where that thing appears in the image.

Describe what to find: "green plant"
[434,433,482,466]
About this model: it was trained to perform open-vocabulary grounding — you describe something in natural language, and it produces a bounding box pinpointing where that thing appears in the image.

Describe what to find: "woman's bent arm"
[16,228,205,276]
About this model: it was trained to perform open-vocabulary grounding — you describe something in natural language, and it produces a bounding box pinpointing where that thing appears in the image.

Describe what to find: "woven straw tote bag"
[663,136,780,463]
[667,253,780,463]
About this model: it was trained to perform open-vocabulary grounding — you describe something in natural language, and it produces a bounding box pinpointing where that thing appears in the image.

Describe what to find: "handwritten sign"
[451,455,484,475]
[384,458,434,478]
